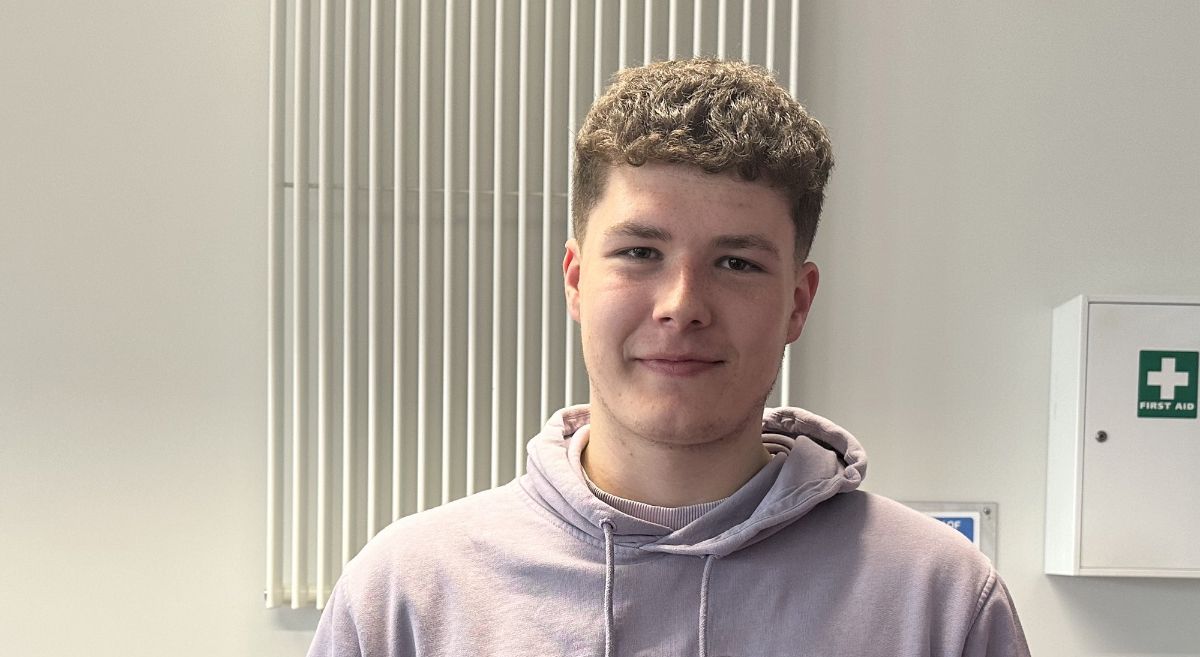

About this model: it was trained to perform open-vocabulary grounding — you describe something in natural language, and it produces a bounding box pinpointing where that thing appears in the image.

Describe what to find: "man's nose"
[652,265,712,329]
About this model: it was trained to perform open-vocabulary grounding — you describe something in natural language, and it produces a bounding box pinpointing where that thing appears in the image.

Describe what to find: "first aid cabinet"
[1045,296,1200,577]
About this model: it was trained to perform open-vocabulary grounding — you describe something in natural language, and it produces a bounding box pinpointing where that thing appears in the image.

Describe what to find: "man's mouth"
[635,356,723,377]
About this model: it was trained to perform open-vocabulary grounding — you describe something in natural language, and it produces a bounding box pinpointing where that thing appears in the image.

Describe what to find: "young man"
[308,58,1030,657]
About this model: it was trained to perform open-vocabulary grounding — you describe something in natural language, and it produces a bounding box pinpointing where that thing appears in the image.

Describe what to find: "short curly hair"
[572,58,834,259]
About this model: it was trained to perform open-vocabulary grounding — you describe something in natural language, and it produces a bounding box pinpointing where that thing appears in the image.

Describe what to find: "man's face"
[563,162,819,446]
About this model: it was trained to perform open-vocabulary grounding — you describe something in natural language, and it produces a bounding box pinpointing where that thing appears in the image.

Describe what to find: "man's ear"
[786,261,819,344]
[563,238,582,323]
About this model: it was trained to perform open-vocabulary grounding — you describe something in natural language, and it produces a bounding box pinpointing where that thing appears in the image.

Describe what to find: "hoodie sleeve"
[307,583,364,657]
[961,571,1031,657]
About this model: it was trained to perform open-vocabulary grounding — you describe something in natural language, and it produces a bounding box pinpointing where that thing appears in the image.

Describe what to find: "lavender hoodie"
[308,406,1030,657]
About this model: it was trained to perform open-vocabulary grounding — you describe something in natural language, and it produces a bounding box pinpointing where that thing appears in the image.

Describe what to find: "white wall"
[0,2,318,655]
[3,2,1198,656]
[790,2,1200,655]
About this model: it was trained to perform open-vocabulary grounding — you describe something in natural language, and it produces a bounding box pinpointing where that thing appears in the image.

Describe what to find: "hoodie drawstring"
[601,519,616,657]
[600,519,717,657]
[698,555,715,657]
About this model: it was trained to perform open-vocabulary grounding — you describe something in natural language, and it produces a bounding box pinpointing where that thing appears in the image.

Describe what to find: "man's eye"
[620,247,658,260]
[719,257,762,272]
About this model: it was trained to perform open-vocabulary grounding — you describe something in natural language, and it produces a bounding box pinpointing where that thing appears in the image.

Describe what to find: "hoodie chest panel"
[398,542,710,657]
[700,556,937,657]
[697,516,981,657]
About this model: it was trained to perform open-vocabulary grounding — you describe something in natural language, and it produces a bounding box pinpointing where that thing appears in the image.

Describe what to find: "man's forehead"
[610,164,789,213]
[579,162,798,254]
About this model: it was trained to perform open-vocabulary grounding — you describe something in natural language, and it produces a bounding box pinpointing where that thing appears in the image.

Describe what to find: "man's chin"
[591,382,768,446]
[617,408,746,448]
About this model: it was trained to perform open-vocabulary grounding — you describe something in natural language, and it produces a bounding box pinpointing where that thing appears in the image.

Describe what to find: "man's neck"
[580,411,771,508]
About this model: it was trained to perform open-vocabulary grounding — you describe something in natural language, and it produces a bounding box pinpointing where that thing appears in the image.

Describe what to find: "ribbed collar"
[578,445,729,531]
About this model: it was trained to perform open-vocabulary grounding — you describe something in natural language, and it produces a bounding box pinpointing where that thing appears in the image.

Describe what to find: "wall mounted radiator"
[267,0,811,610]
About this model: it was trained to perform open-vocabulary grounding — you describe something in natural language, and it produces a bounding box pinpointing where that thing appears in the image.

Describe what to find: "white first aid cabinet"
[1045,296,1200,577]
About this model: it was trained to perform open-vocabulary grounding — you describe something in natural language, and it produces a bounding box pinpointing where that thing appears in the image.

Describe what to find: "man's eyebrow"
[603,220,673,241]
[714,234,781,259]
[602,222,780,259]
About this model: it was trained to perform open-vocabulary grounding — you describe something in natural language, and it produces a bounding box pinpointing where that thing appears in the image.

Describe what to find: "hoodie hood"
[520,404,867,558]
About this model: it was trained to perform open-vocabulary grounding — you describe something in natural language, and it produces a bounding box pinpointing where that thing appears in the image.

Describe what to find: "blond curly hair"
[572,58,834,258]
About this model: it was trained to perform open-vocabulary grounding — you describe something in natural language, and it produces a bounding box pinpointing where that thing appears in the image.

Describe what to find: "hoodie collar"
[520,405,867,558]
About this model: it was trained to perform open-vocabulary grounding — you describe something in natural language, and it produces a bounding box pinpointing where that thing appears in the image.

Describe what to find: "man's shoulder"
[804,490,998,582]
[856,491,981,540]
[338,481,530,590]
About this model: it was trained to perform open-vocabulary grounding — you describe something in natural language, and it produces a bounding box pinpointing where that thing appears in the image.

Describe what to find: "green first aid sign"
[1138,351,1199,418]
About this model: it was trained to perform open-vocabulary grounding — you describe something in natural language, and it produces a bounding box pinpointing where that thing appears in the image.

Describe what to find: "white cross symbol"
[1147,358,1190,401]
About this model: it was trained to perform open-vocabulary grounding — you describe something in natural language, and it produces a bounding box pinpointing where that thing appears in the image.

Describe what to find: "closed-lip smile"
[635,354,723,376]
